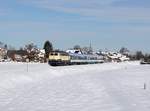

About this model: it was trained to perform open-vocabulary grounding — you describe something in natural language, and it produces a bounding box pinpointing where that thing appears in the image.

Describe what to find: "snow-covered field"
[0,62,150,111]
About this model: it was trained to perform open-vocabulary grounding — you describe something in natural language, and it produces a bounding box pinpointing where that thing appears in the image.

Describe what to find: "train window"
[54,53,58,56]
[60,53,63,56]
[75,51,79,53]
[60,53,68,56]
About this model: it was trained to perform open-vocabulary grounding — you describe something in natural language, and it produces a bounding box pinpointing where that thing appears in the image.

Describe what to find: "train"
[48,50,104,66]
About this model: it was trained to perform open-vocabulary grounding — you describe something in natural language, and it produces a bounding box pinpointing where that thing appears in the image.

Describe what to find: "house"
[7,50,28,62]
[37,49,45,63]
[0,48,7,61]
[107,52,130,62]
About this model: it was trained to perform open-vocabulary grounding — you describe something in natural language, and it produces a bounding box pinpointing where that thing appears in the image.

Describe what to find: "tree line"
[119,47,150,61]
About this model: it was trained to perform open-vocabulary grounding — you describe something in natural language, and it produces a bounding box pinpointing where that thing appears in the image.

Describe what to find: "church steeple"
[89,41,93,54]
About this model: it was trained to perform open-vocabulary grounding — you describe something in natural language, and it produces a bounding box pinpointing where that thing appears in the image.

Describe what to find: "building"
[0,48,7,61]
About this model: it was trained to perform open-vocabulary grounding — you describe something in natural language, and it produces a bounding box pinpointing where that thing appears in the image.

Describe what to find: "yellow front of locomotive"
[48,51,70,66]
[49,52,60,61]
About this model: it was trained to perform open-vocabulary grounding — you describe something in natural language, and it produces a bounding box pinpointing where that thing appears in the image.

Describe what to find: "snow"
[0,62,150,111]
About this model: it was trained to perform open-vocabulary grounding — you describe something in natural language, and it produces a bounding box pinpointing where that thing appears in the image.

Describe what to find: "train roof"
[50,50,69,55]
[66,49,82,54]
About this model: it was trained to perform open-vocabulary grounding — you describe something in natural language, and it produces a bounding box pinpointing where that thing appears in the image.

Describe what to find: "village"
[0,41,148,64]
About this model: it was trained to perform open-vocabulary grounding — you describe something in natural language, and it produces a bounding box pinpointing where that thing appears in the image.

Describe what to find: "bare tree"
[73,45,81,50]
[24,43,39,61]
[119,47,129,55]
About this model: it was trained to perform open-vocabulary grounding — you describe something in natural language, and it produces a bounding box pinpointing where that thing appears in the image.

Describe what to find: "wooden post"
[26,59,29,72]
[144,83,146,90]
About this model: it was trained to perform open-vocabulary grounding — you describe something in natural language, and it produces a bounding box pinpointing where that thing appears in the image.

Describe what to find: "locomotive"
[48,50,104,66]
[48,51,70,66]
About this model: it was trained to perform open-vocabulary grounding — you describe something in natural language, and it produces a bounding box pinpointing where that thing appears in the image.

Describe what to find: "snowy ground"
[0,61,150,111]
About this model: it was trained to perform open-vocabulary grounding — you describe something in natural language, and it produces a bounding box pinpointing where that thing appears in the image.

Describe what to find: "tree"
[24,43,38,61]
[24,43,37,53]
[43,41,53,58]
[82,46,93,54]
[73,45,81,50]
[135,51,144,60]
[119,47,129,55]
[82,47,89,54]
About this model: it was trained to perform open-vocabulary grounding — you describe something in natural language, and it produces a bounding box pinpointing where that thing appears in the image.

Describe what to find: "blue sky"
[0,0,150,52]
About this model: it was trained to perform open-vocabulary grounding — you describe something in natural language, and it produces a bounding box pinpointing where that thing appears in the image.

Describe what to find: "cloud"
[18,0,150,22]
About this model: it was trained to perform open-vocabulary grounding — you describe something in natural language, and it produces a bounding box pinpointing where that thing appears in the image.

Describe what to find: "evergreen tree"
[43,41,53,58]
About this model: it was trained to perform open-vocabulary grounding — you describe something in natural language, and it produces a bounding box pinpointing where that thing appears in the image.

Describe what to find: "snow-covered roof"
[66,49,82,54]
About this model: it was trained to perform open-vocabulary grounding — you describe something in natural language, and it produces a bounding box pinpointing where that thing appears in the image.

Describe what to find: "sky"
[0,0,150,52]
